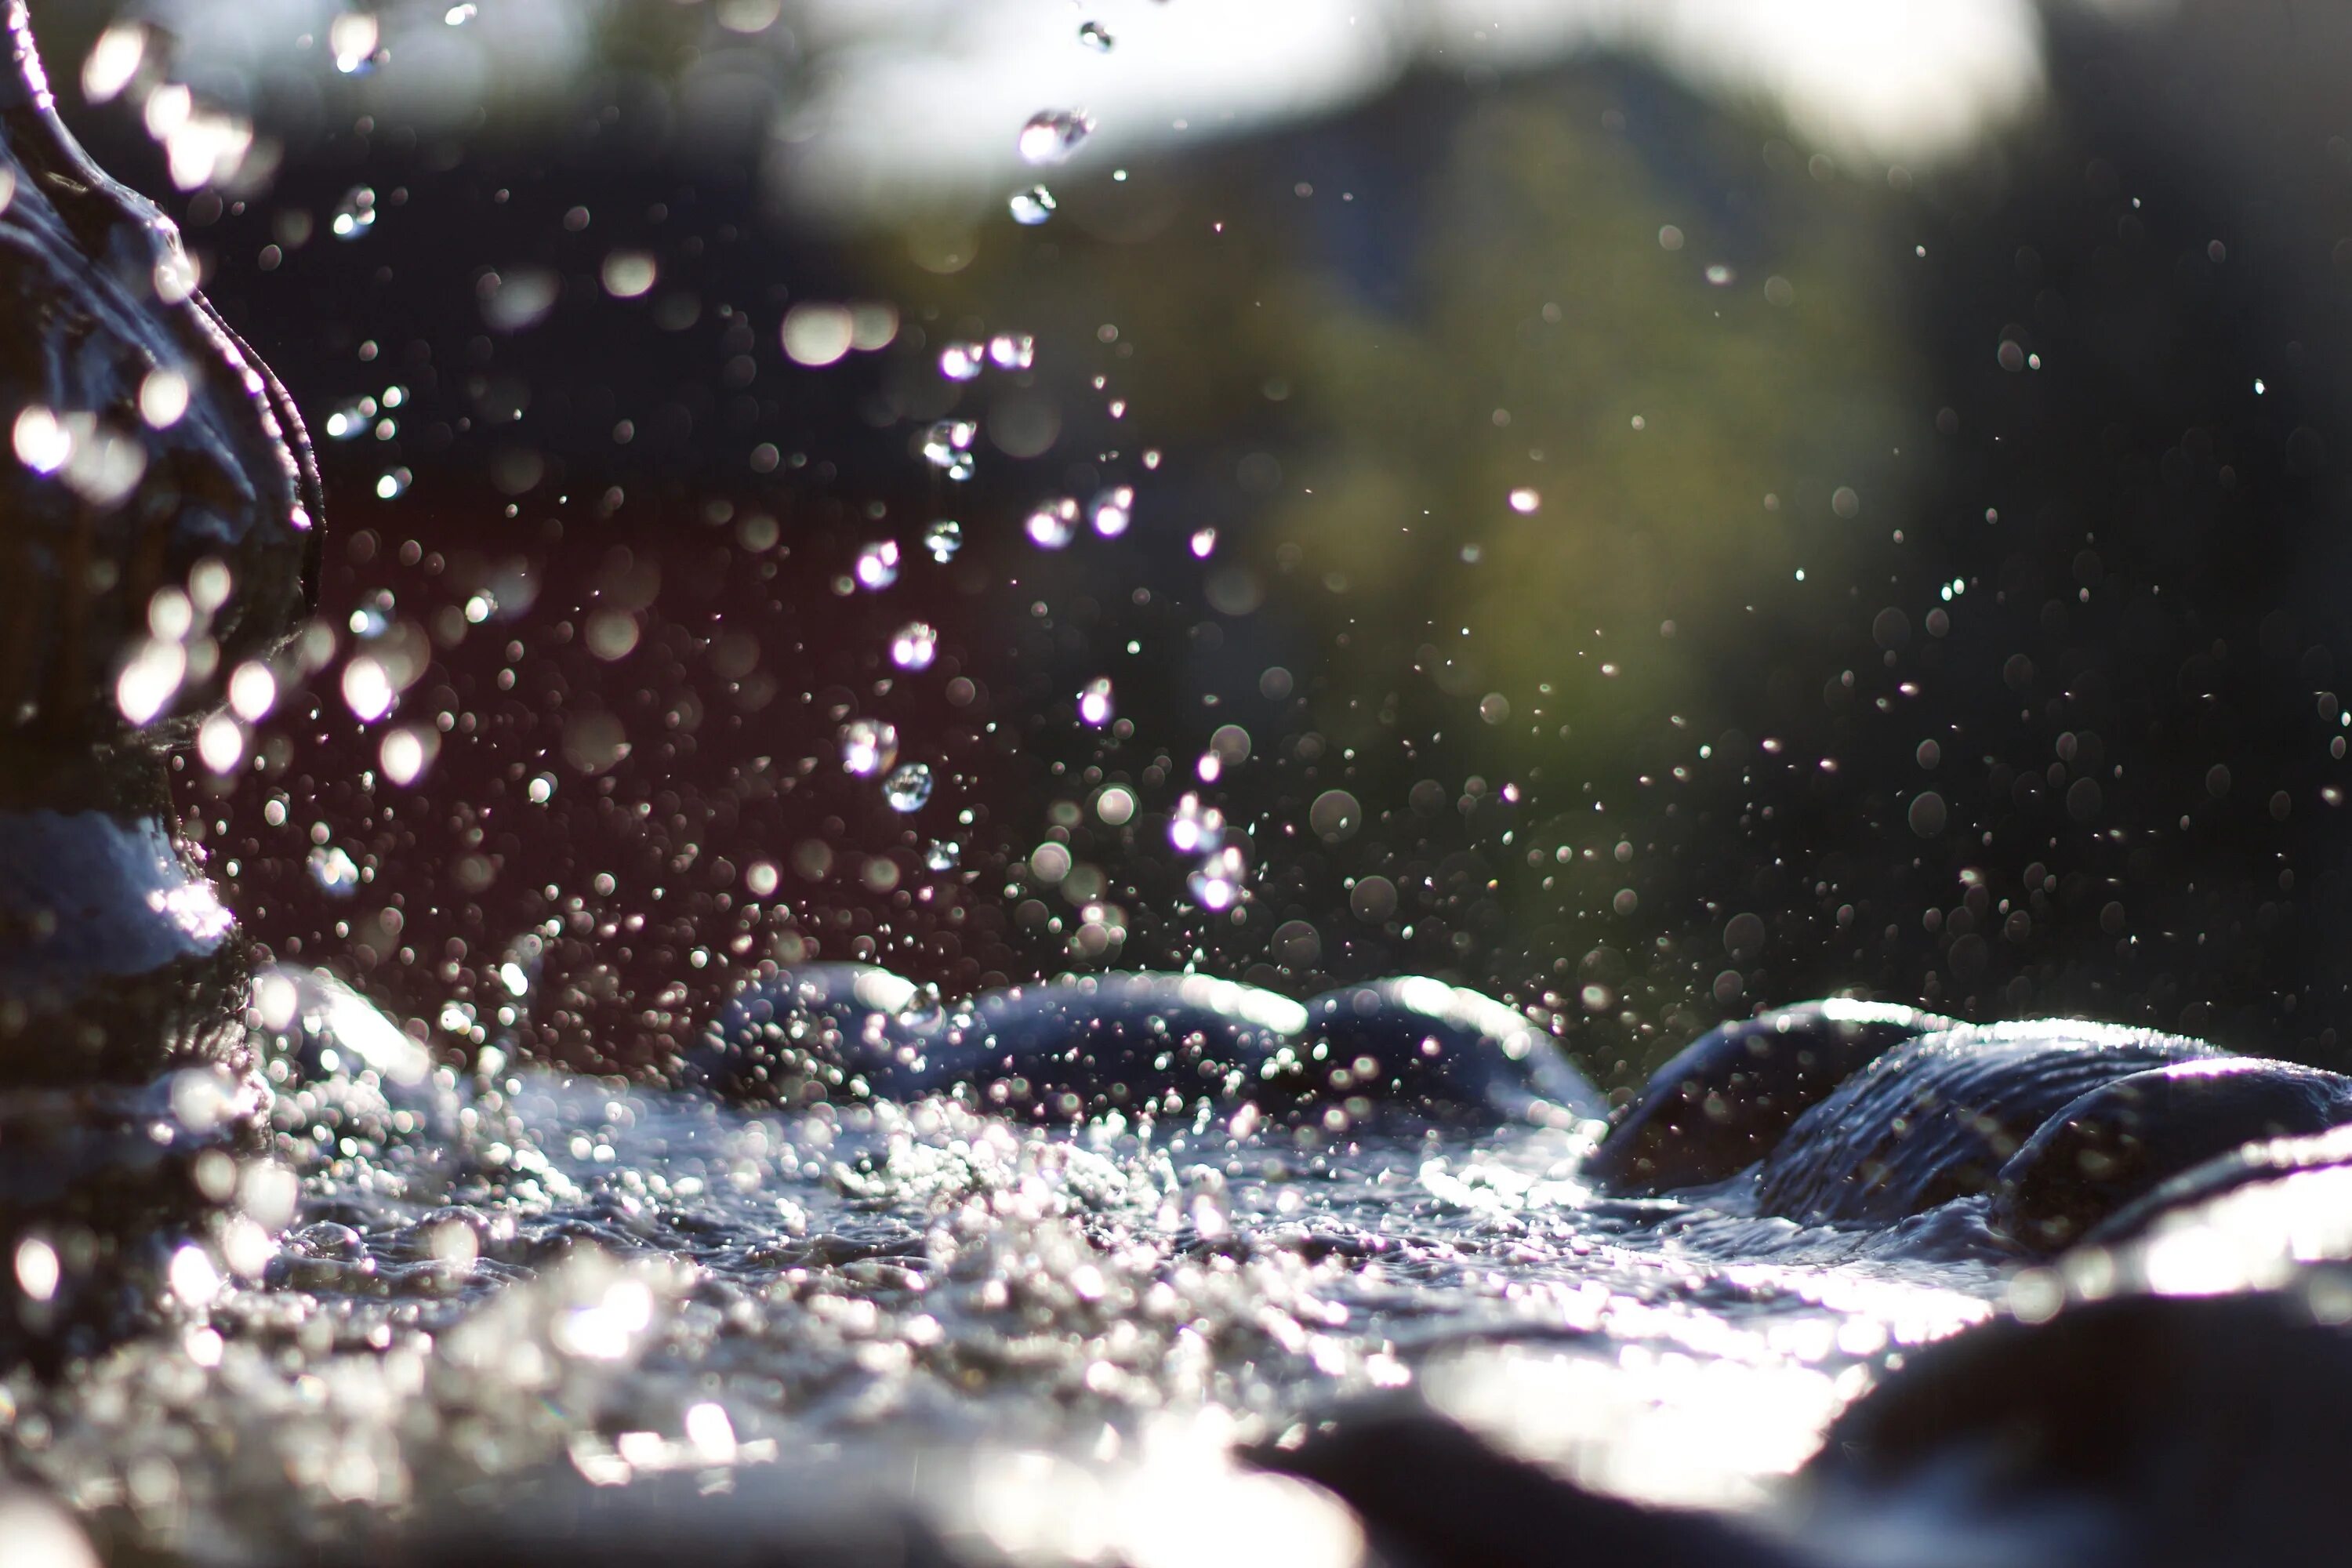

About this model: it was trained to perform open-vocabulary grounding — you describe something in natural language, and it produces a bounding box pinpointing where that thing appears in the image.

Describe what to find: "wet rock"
[1804,1290,2352,1567]
[0,2,319,1360]
[692,966,1600,1127]
[1753,1022,2220,1224]
[1584,1000,1947,1193]
[0,1,319,742]
[1991,1058,2352,1253]
[1248,1403,1807,1568]
[1299,975,1604,1125]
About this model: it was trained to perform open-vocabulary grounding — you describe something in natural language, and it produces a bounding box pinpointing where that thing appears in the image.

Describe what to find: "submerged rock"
[691,964,1601,1127]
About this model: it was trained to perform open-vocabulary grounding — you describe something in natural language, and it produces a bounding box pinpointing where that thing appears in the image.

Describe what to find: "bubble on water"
[922,419,977,480]
[1089,485,1134,537]
[1169,792,1225,854]
[1076,677,1115,727]
[1508,487,1541,514]
[890,621,938,670]
[1026,497,1080,550]
[1009,186,1058,226]
[308,845,361,895]
[922,518,964,562]
[331,185,378,239]
[1188,844,1249,910]
[925,838,961,871]
[1017,110,1094,167]
[1190,527,1218,557]
[855,539,902,590]
[938,341,985,381]
[988,332,1036,370]
[882,762,935,812]
[1078,20,1114,50]
[840,718,899,777]
[376,467,411,499]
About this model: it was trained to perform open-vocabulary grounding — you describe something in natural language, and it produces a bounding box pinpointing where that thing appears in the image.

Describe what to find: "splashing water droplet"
[1078,20,1113,51]
[840,719,899,777]
[1188,844,1249,911]
[1168,792,1225,854]
[322,396,377,440]
[937,341,985,381]
[881,762,935,812]
[925,839,960,872]
[332,185,378,239]
[922,519,964,562]
[1009,187,1058,226]
[308,845,361,895]
[1025,497,1080,550]
[1508,487,1541,514]
[1077,677,1114,727]
[854,539,901,590]
[1017,110,1094,167]
[890,622,938,670]
[1190,527,1218,557]
[921,419,977,480]
[988,332,1036,370]
[1089,485,1134,537]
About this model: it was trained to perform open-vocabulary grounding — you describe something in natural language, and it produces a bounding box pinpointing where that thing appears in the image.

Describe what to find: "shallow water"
[1,977,2009,1563]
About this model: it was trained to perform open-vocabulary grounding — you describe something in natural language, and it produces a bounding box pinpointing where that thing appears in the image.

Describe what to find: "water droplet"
[348,597,392,638]
[329,13,380,74]
[925,839,960,872]
[1508,487,1541,514]
[1025,497,1080,550]
[1189,527,1218,557]
[198,712,245,774]
[342,655,395,722]
[528,774,556,804]
[1169,792,1225,854]
[1077,677,1114,726]
[1017,109,1094,167]
[988,332,1036,370]
[1704,263,1736,285]
[922,519,964,562]
[938,341,985,380]
[331,185,377,239]
[922,419,977,479]
[1078,20,1113,50]
[1088,485,1134,537]
[855,539,901,590]
[322,396,377,440]
[882,762,935,812]
[376,467,411,499]
[444,2,476,22]
[1009,186,1058,226]
[890,621,938,670]
[840,718,899,777]
[1187,845,1248,910]
[308,845,361,895]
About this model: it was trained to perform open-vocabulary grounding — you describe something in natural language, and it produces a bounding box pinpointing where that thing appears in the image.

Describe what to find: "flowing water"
[1,967,2009,1563]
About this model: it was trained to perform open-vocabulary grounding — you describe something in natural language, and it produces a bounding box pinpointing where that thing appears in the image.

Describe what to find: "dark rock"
[1991,1059,2352,1253]
[1754,1022,2220,1224]
[1584,1000,1947,1193]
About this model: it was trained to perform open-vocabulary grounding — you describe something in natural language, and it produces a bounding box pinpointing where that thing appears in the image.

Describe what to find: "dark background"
[42,1,2352,1096]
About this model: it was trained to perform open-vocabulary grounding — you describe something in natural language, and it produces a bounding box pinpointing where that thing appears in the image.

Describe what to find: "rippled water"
[1,975,2009,1564]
